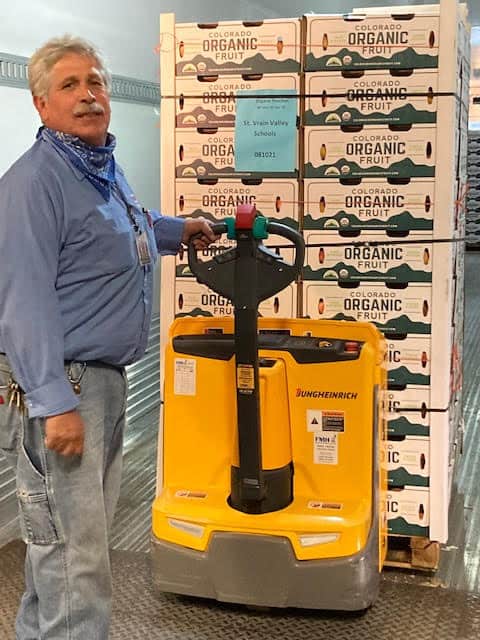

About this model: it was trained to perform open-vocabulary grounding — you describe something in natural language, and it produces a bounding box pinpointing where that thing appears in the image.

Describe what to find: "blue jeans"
[0,356,127,640]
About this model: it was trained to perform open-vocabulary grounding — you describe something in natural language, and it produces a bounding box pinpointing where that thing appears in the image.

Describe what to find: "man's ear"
[33,94,48,122]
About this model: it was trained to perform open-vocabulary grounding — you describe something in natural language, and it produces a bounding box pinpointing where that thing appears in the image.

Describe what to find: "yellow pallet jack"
[151,205,387,610]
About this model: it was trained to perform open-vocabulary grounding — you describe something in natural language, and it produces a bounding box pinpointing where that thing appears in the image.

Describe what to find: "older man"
[0,35,215,639]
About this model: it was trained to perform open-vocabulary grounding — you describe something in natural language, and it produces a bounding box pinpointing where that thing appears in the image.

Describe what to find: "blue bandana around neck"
[39,126,117,200]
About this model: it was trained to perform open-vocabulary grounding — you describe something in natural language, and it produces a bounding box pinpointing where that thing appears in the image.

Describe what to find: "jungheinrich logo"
[296,388,358,399]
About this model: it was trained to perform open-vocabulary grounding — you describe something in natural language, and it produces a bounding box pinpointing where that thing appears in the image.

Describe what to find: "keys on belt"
[0,378,26,413]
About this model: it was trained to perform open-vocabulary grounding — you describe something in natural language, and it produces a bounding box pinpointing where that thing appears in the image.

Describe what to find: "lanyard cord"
[113,182,140,234]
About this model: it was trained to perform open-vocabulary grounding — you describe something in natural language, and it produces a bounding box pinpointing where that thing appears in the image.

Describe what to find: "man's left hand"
[181,216,219,250]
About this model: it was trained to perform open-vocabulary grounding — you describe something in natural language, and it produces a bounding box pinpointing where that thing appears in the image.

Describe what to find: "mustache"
[73,102,105,116]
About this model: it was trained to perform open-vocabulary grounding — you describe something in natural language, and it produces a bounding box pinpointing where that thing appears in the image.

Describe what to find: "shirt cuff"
[25,376,79,418]
[152,215,185,255]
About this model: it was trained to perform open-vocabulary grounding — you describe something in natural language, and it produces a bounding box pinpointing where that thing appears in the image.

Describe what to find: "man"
[0,35,216,639]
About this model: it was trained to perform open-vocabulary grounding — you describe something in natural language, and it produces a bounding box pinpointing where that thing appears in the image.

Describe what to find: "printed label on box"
[305,70,438,127]
[305,126,436,179]
[175,278,295,318]
[387,487,429,536]
[386,336,431,387]
[175,74,299,128]
[386,436,430,487]
[303,179,436,233]
[175,19,301,76]
[175,179,299,228]
[387,387,430,437]
[303,282,432,336]
[305,14,439,72]
[176,129,298,178]
[303,232,433,284]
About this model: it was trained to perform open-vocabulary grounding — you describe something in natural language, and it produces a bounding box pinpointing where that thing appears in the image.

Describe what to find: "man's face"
[34,53,111,147]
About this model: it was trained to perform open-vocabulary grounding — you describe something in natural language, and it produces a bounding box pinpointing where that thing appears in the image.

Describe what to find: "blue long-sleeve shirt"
[0,134,184,418]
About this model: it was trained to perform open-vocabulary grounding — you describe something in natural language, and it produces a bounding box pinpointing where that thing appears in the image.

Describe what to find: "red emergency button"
[235,204,257,230]
[344,341,360,353]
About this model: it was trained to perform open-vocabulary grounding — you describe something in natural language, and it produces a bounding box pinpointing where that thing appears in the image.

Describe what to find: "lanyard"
[113,182,140,234]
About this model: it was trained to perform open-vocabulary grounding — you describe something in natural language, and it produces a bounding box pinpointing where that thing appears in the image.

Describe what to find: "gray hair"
[28,35,112,98]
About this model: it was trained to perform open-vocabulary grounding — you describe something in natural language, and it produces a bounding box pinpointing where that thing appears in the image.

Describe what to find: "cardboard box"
[174,19,301,76]
[175,74,299,128]
[176,243,294,278]
[304,126,436,179]
[303,231,433,284]
[304,13,439,73]
[302,281,432,337]
[386,386,430,437]
[386,335,431,388]
[387,486,429,536]
[303,179,438,234]
[176,129,298,179]
[304,70,439,127]
[175,277,296,318]
[387,436,430,488]
[174,178,299,227]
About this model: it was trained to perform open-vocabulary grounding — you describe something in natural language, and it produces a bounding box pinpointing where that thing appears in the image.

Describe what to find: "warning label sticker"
[308,501,343,510]
[307,409,345,433]
[314,433,338,465]
[174,358,196,396]
[237,364,255,394]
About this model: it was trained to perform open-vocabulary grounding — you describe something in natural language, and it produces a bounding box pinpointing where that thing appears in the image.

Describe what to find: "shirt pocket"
[0,363,21,451]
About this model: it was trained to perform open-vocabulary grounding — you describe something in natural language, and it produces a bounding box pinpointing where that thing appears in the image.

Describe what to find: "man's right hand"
[45,410,85,456]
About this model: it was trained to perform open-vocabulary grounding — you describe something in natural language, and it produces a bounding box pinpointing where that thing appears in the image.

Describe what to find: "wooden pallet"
[385,535,440,571]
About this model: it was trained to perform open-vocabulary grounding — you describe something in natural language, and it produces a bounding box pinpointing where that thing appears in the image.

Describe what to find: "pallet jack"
[151,205,387,610]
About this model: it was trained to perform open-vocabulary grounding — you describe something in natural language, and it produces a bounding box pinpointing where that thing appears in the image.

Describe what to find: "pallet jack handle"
[188,205,305,512]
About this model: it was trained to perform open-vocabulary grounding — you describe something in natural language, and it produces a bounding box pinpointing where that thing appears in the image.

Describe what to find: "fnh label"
[303,179,435,233]
[305,14,439,72]
[305,127,436,179]
[304,232,432,284]
[303,282,431,336]
[175,19,301,75]
[305,70,438,126]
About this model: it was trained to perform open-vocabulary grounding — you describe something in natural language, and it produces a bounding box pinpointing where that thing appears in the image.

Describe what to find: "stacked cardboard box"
[160,2,470,545]
[302,5,470,541]
[160,16,302,322]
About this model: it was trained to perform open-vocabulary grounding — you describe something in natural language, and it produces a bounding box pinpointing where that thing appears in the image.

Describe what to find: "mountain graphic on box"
[388,516,428,537]
[303,262,432,283]
[305,47,438,72]
[328,313,431,335]
[389,468,429,488]
[176,53,300,76]
[176,308,213,318]
[176,106,234,127]
[304,157,436,179]
[303,212,433,232]
[388,366,430,386]
[388,416,429,437]
[178,210,297,230]
[304,103,436,126]
[177,159,297,179]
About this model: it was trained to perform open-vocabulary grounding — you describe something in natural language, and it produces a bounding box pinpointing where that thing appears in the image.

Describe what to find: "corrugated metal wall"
[0,314,161,548]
